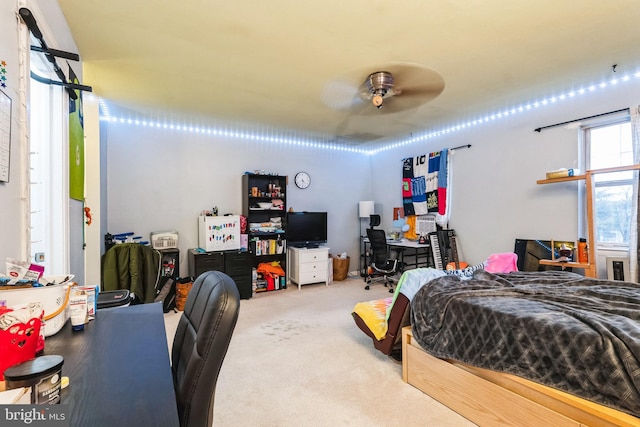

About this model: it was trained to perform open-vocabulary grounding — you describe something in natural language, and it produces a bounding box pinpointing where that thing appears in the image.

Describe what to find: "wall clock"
[294,171,311,189]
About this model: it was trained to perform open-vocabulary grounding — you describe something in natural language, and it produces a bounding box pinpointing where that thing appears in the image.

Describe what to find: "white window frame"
[582,115,633,251]
[22,9,70,275]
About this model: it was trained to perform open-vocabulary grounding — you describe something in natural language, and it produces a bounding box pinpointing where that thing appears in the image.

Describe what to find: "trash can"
[332,255,350,281]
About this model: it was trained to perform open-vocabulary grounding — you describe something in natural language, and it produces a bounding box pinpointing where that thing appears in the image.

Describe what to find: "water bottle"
[251,268,257,294]
[577,238,588,263]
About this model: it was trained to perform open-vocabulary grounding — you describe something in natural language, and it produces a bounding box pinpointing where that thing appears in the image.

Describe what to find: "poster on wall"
[68,66,84,200]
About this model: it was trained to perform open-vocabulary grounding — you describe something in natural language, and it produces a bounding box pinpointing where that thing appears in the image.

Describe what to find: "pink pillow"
[484,253,518,273]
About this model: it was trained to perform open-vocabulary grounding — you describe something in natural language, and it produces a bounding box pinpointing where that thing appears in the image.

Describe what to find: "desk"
[360,237,433,276]
[388,240,433,270]
[45,303,179,427]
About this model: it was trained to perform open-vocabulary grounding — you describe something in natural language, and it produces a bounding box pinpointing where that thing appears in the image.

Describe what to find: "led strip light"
[99,71,640,156]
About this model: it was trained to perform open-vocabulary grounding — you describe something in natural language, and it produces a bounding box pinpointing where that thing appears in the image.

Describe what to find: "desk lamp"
[358,201,375,238]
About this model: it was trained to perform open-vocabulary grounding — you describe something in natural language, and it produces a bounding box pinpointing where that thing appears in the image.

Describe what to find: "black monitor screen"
[514,238,561,272]
[287,212,327,247]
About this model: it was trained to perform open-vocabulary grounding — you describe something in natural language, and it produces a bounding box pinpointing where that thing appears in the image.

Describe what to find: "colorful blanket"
[352,297,393,340]
[402,149,448,216]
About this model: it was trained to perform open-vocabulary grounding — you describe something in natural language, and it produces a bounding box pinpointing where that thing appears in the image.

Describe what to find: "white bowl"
[257,202,273,209]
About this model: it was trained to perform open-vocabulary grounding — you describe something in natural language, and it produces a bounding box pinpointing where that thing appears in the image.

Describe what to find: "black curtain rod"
[19,8,91,100]
[401,144,470,161]
[534,108,629,132]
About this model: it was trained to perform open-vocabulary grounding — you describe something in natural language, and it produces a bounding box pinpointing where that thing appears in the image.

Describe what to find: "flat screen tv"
[287,212,328,248]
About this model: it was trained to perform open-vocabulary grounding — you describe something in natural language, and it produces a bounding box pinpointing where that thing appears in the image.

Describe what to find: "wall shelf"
[538,260,591,270]
[537,164,640,278]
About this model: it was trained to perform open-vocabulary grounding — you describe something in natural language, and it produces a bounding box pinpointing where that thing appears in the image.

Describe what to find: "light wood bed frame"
[401,326,640,427]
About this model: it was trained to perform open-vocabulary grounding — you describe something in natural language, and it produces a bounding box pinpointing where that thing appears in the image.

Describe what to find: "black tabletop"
[44,303,179,427]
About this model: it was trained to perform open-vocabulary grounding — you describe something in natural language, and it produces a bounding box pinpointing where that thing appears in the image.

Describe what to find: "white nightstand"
[287,246,330,289]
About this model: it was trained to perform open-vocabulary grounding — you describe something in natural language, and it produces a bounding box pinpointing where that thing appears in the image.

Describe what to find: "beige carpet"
[164,275,476,427]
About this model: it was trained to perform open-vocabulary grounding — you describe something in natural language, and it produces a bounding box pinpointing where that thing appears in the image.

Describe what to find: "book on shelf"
[252,238,286,255]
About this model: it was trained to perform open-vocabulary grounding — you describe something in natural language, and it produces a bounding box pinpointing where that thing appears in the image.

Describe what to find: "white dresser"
[287,246,330,289]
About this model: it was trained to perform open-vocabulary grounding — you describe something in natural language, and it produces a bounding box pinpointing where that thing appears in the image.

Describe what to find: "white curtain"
[629,106,640,281]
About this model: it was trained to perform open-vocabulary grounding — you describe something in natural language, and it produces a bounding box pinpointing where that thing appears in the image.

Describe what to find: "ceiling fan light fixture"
[364,71,395,99]
[372,94,384,108]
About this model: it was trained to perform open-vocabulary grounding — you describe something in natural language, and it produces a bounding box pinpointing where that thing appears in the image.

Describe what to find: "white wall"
[0,1,25,265]
[103,79,640,279]
[104,122,371,274]
[371,77,640,274]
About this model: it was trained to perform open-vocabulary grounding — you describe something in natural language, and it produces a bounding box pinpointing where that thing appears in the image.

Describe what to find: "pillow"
[484,252,519,273]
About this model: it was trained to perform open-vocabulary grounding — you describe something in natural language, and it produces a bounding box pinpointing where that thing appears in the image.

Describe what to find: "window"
[29,45,68,275]
[584,120,633,249]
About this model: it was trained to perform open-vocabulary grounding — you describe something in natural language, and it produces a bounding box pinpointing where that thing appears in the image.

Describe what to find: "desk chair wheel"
[365,285,370,290]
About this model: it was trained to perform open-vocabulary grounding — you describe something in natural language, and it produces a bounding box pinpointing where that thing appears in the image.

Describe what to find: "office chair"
[172,271,240,427]
[365,215,398,293]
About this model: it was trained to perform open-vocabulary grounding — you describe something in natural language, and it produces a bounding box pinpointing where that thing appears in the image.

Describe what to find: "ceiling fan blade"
[321,78,362,110]
[324,62,444,114]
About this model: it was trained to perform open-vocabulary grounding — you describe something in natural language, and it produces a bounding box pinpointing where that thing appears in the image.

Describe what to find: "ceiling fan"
[322,62,445,115]
[361,71,400,109]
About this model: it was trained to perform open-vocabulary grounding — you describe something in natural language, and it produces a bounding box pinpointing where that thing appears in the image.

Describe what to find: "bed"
[403,269,640,426]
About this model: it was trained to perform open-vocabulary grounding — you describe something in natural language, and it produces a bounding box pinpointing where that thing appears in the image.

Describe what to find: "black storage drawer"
[224,251,251,276]
[188,249,253,299]
[188,249,224,278]
[231,274,252,300]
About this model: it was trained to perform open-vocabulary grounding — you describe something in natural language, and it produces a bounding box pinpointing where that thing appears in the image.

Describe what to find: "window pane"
[590,122,632,182]
[30,53,67,274]
[588,121,632,247]
[594,183,631,244]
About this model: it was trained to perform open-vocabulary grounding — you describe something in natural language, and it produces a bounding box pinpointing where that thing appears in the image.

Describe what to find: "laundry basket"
[332,256,350,281]
[1,278,74,337]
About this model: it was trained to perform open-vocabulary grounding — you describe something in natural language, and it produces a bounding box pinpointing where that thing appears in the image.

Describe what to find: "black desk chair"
[172,271,240,427]
[365,215,398,293]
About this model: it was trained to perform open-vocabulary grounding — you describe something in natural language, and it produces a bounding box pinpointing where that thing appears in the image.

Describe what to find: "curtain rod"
[534,108,629,132]
[18,8,92,100]
[401,144,470,161]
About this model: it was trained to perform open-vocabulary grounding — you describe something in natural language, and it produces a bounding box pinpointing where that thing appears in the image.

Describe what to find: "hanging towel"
[413,154,429,177]
[425,151,440,213]
[412,154,430,214]
[402,157,415,215]
[411,176,428,215]
[437,148,448,215]
[402,157,414,177]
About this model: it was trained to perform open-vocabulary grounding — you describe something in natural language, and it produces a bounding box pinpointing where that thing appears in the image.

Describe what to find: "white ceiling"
[57,0,640,147]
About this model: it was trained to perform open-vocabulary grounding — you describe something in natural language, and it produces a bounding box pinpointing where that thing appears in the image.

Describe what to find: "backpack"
[154,276,177,313]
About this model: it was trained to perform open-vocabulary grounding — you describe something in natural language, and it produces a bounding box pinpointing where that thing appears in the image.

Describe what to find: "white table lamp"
[358,201,375,237]
[359,201,375,219]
